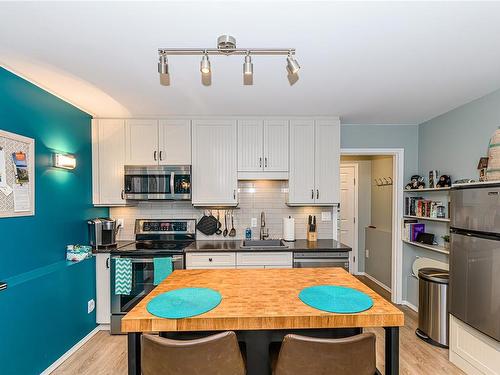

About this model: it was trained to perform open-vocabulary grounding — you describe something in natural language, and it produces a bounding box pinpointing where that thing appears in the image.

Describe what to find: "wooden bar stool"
[272,333,379,375]
[142,331,246,375]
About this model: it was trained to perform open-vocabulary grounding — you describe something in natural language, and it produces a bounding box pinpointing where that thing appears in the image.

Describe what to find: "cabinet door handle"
[154,151,157,161]
[233,190,236,200]
[264,157,268,168]
[259,157,262,168]
[106,258,110,269]
[208,258,213,262]
[311,189,314,199]
[159,151,163,161]
[121,189,125,200]
[316,189,319,199]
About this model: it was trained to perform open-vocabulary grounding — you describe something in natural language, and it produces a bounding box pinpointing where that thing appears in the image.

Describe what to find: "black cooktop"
[111,240,194,255]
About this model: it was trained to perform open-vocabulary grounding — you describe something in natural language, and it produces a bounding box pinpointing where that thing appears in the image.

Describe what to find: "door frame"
[339,163,359,275]
[340,148,404,304]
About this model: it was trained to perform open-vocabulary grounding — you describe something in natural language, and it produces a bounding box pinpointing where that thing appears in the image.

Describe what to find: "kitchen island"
[122,268,403,375]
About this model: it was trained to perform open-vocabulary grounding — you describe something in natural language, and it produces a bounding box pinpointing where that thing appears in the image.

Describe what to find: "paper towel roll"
[283,216,295,242]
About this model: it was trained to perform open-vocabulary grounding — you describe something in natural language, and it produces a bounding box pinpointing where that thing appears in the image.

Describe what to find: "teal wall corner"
[0,67,107,375]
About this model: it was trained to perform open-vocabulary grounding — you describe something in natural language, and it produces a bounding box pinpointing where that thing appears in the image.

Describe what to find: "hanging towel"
[115,258,132,295]
[154,257,173,286]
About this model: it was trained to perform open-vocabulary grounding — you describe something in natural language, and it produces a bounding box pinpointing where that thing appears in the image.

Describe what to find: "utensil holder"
[307,229,317,242]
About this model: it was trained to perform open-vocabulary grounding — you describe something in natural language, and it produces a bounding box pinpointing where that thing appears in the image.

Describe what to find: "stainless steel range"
[110,218,196,334]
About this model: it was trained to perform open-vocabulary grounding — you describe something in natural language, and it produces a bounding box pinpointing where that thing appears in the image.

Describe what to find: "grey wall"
[371,156,393,231]
[365,227,392,288]
[341,124,419,182]
[419,88,500,181]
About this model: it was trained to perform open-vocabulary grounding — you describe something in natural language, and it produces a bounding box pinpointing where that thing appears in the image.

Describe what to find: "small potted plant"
[442,235,450,250]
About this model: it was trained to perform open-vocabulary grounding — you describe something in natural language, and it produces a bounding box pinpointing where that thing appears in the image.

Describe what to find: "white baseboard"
[41,325,105,374]
[358,272,392,292]
[401,300,418,312]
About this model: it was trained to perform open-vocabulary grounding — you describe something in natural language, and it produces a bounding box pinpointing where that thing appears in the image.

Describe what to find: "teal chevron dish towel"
[115,258,132,295]
[154,257,173,286]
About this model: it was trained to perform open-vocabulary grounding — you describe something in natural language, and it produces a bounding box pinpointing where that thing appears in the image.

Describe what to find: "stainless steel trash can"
[416,267,449,348]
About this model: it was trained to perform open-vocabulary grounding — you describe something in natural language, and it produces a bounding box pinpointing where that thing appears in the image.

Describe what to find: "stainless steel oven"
[110,255,184,334]
[293,252,350,271]
[124,165,191,200]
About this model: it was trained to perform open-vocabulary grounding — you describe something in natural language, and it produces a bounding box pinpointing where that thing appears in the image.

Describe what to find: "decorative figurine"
[405,175,426,190]
[429,170,439,188]
[436,174,452,188]
[477,157,489,182]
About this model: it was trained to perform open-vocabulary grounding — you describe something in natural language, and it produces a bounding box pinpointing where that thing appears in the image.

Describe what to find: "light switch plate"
[251,218,257,228]
[116,218,124,230]
[365,249,370,258]
[321,211,332,221]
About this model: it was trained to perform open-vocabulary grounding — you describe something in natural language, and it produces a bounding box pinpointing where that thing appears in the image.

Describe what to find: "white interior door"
[340,164,357,273]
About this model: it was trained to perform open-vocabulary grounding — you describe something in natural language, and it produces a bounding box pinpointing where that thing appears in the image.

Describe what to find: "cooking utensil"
[223,211,229,237]
[311,215,316,232]
[196,210,219,236]
[215,210,222,235]
[308,215,313,232]
[229,210,236,237]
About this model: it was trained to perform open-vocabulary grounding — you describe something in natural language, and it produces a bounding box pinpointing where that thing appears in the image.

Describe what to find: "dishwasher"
[293,252,350,271]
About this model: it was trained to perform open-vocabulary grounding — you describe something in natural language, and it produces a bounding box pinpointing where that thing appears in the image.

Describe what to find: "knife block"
[307,229,317,242]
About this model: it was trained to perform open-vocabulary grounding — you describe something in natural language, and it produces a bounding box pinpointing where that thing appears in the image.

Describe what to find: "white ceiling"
[1,1,500,124]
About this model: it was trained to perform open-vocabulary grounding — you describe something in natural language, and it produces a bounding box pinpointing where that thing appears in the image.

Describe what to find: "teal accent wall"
[419,88,500,180]
[0,67,107,374]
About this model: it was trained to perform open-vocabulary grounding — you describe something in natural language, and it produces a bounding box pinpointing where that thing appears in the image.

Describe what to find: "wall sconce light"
[53,153,76,170]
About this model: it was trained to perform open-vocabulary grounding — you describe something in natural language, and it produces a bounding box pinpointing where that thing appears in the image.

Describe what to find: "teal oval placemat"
[299,285,373,314]
[147,287,222,319]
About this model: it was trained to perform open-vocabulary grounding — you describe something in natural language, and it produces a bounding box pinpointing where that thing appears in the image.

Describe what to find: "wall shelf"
[403,240,449,255]
[404,215,450,223]
[404,187,451,192]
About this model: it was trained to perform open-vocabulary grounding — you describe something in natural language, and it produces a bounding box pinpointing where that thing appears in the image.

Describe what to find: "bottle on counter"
[245,228,252,240]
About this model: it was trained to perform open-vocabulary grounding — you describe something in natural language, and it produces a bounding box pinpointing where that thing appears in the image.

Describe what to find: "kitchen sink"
[240,239,288,249]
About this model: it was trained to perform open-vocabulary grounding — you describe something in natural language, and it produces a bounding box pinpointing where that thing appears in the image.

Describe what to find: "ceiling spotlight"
[200,53,211,74]
[286,54,300,75]
[158,54,168,75]
[243,54,253,85]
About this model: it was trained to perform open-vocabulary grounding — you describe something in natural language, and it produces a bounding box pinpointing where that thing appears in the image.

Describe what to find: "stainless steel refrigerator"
[450,184,500,342]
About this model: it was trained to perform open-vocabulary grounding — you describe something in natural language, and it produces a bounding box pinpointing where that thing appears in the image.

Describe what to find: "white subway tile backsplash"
[111,181,334,241]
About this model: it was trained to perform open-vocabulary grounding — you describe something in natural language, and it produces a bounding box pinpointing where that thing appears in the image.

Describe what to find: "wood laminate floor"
[52,277,464,375]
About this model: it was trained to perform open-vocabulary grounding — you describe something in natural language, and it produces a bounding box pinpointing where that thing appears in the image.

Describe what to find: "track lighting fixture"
[158,54,169,86]
[157,35,299,86]
[286,53,300,75]
[243,53,253,85]
[200,53,211,74]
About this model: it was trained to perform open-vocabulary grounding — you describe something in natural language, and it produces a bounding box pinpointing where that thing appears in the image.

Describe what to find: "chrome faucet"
[260,211,269,240]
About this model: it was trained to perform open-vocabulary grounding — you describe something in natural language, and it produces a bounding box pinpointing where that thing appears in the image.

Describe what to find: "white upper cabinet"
[158,119,191,165]
[289,120,316,204]
[315,119,340,204]
[264,120,289,172]
[125,119,158,165]
[92,119,127,206]
[237,119,289,179]
[238,120,263,171]
[192,120,238,206]
[289,118,340,205]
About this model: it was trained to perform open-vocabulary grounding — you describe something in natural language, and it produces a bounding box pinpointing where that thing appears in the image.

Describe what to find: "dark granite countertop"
[92,240,135,254]
[184,239,351,253]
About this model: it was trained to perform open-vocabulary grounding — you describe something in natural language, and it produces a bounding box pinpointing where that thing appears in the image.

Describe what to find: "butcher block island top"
[121,268,404,333]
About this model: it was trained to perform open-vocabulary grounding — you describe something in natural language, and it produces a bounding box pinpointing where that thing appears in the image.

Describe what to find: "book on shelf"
[402,220,425,242]
[404,196,444,218]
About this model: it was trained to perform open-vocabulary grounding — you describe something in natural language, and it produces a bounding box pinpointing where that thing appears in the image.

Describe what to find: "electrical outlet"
[87,299,95,314]
[321,211,332,221]
[116,218,124,230]
[365,249,370,258]
[251,218,257,228]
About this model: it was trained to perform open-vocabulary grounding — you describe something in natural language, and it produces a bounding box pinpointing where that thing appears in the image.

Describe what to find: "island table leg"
[128,332,141,375]
[384,327,399,375]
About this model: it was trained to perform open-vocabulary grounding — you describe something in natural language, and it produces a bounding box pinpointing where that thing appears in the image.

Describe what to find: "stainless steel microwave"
[124,165,191,201]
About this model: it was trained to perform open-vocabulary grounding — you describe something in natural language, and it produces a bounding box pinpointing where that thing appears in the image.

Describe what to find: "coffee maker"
[88,218,118,249]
